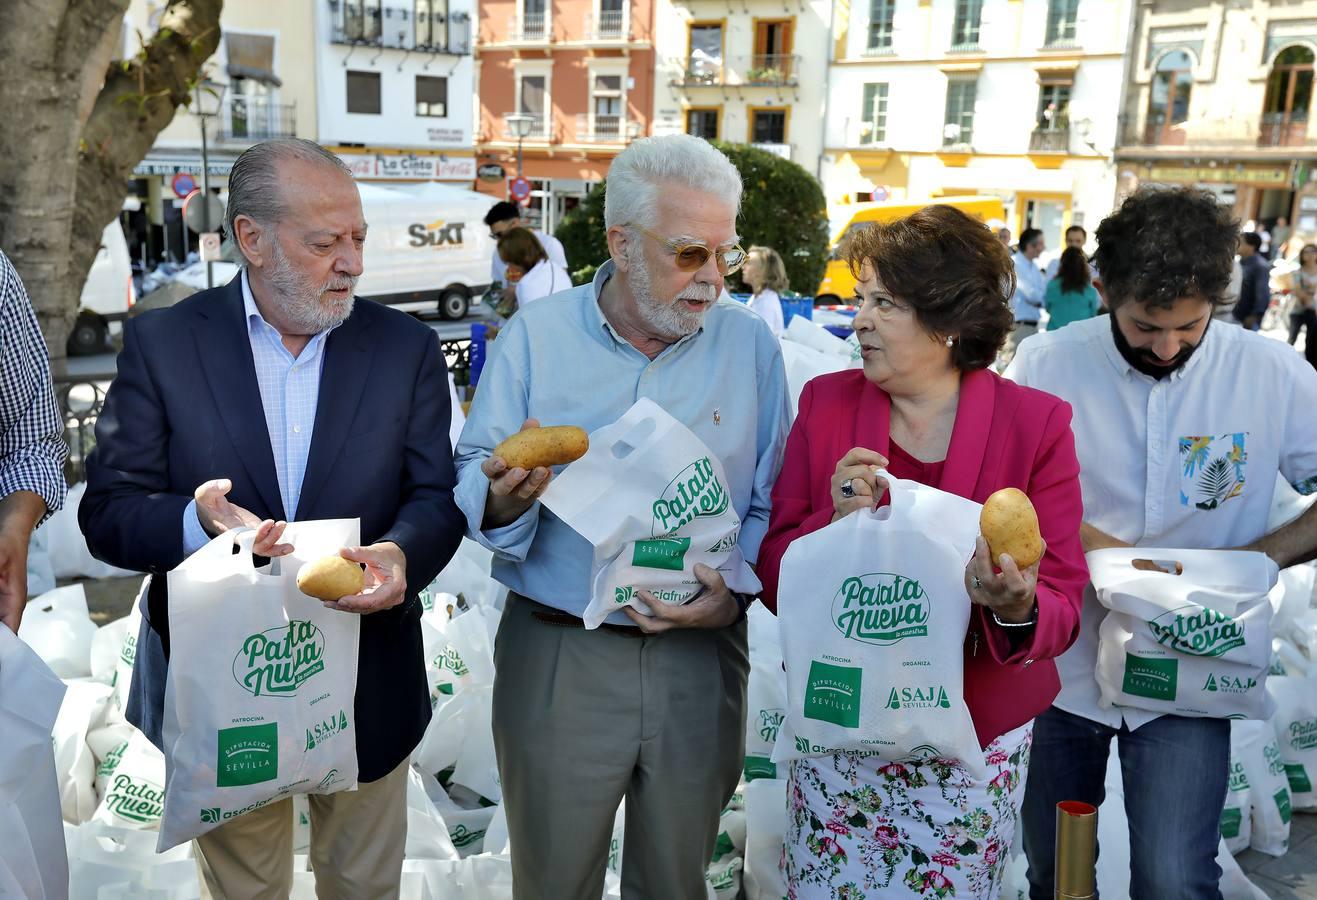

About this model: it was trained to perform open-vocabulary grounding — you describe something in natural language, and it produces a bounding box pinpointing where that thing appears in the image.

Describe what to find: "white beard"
[264,241,358,334]
[625,240,717,339]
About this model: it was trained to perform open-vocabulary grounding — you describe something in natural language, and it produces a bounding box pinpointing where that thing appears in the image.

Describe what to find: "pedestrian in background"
[496,226,570,314]
[999,227,1047,367]
[483,200,568,288]
[1235,232,1271,330]
[1044,246,1101,331]
[1290,242,1317,369]
[742,245,787,336]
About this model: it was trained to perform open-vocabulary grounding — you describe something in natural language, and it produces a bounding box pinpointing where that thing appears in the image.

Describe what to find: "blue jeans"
[1021,706,1229,900]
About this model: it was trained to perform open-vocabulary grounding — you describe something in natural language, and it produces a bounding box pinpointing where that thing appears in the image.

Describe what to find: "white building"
[820,0,1133,249]
[650,0,832,175]
[314,0,478,184]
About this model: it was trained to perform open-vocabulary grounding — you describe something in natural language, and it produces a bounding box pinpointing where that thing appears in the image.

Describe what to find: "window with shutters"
[860,83,888,144]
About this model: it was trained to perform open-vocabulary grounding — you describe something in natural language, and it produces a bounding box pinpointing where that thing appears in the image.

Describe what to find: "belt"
[516,593,645,638]
[1015,319,1039,326]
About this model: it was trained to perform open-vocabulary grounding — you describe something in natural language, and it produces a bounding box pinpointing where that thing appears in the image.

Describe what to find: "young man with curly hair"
[1006,187,1317,899]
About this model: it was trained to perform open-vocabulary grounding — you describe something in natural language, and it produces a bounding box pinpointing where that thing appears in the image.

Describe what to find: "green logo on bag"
[1285,763,1313,794]
[651,457,730,537]
[804,660,862,728]
[757,707,785,743]
[744,755,778,781]
[1265,741,1288,777]
[232,620,327,697]
[217,722,279,787]
[1289,719,1317,752]
[632,537,692,571]
[419,587,435,613]
[434,646,469,678]
[451,825,486,849]
[201,807,221,824]
[305,710,350,751]
[104,773,165,823]
[708,865,737,891]
[1276,787,1293,824]
[1229,760,1249,793]
[615,585,634,606]
[1220,807,1242,839]
[96,740,128,779]
[120,632,137,667]
[1147,606,1245,657]
[885,685,952,710]
[1203,672,1256,694]
[1122,654,1178,701]
[832,573,929,645]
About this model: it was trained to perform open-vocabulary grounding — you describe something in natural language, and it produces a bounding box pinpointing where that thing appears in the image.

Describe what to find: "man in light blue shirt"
[1001,226,1047,368]
[455,134,789,898]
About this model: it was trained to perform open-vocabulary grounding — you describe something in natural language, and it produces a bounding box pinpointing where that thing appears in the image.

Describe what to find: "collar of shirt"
[240,270,338,360]
[584,259,707,356]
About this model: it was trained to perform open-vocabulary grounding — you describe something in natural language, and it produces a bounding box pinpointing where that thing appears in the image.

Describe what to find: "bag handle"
[869,468,908,517]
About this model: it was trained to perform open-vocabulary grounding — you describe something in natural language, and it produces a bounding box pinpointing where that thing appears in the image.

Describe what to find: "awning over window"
[226,33,281,87]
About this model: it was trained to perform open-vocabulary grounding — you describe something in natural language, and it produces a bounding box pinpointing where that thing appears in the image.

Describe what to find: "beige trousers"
[194,759,408,900]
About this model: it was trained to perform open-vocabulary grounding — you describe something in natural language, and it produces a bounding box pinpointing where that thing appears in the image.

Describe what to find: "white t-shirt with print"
[1006,315,1317,729]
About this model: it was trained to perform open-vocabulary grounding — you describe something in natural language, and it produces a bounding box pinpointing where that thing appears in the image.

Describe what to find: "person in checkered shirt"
[0,250,68,632]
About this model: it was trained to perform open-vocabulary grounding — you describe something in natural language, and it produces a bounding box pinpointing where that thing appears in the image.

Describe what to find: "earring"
[945,336,955,348]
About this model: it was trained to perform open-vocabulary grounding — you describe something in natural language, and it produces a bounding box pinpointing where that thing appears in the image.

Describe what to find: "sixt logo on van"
[408,219,466,249]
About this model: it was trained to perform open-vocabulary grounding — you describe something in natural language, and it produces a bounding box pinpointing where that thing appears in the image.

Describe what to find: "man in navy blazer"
[80,139,464,898]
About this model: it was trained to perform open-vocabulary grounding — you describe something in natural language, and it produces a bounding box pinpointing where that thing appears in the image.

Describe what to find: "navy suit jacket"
[79,277,464,781]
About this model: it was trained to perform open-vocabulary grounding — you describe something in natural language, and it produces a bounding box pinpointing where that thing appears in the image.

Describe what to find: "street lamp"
[191,77,227,288]
[505,112,535,182]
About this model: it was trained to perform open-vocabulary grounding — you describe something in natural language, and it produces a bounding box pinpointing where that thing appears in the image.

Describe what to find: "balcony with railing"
[502,112,551,141]
[575,114,639,143]
[1118,112,1316,151]
[505,13,551,44]
[585,10,626,41]
[330,1,383,46]
[218,98,297,143]
[669,55,800,88]
[1029,119,1069,153]
[742,54,798,87]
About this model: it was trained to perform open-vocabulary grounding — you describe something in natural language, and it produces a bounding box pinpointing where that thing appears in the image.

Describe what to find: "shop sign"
[337,153,476,181]
[1147,165,1290,186]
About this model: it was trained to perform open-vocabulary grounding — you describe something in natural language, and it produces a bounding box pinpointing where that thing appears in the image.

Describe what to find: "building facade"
[313,0,478,184]
[649,0,832,177]
[1114,0,1317,246]
[473,0,656,234]
[820,0,1133,250]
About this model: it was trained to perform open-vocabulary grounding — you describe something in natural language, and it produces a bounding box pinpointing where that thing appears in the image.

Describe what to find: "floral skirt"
[783,722,1033,900]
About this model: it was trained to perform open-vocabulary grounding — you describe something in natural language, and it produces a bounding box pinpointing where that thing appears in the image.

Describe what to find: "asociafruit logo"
[232,620,326,697]
[651,457,730,537]
[832,573,930,645]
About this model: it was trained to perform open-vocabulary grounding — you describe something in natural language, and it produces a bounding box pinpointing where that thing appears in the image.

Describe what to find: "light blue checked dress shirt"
[182,272,334,553]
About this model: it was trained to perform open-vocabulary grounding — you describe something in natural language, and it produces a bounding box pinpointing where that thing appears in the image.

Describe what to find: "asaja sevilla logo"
[832,573,930,645]
[651,457,729,537]
[1147,606,1245,657]
[232,620,327,697]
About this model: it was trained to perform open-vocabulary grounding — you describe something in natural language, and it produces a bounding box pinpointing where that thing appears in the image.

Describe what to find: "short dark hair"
[1241,232,1263,252]
[496,227,547,270]
[847,205,1015,371]
[483,201,520,227]
[1065,224,1087,239]
[1094,188,1238,311]
[1018,228,1043,250]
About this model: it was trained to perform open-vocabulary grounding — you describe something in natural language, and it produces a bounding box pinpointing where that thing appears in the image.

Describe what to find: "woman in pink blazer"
[757,206,1088,899]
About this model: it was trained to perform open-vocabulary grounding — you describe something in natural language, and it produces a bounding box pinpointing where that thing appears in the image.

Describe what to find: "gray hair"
[225,139,352,263]
[604,134,742,231]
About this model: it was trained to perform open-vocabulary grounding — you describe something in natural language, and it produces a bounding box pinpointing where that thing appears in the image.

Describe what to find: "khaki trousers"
[1000,320,1039,370]
[492,593,748,900]
[194,759,408,900]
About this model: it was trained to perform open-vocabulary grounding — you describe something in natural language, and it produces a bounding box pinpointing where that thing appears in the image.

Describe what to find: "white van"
[170,181,499,320]
[71,221,135,355]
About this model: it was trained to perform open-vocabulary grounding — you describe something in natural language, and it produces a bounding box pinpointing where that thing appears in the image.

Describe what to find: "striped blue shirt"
[182,272,334,553]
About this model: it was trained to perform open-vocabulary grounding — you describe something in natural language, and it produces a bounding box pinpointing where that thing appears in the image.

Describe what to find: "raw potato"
[980,488,1044,570]
[297,555,366,601]
[494,425,589,470]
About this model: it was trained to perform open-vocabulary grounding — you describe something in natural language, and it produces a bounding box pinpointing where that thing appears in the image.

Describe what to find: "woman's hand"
[964,535,1043,624]
[831,448,889,521]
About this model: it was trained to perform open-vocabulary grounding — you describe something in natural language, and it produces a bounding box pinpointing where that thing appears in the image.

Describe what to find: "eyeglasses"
[627,223,747,275]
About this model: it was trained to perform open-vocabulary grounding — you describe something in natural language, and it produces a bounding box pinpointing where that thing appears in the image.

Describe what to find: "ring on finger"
[840,479,856,499]
[971,575,982,591]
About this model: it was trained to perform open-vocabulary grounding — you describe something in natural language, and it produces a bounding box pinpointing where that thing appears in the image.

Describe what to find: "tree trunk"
[0,0,222,371]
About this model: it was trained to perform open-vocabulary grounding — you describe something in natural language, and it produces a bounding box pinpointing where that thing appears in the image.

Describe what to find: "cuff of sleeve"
[0,450,67,528]
[182,499,211,557]
[455,462,539,561]
[977,603,1038,667]
[738,513,770,566]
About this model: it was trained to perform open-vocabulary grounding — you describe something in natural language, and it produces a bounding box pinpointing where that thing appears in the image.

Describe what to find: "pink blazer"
[758,368,1089,748]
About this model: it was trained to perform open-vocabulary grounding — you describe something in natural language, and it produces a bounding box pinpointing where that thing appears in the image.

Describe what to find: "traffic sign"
[171,172,197,199]
[508,176,532,202]
[182,189,225,235]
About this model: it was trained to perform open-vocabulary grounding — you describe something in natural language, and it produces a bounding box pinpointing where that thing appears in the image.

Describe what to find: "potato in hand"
[493,425,589,470]
[979,488,1044,570]
[297,555,366,601]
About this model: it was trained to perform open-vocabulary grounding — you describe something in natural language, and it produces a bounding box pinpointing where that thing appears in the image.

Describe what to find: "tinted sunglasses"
[627,223,747,275]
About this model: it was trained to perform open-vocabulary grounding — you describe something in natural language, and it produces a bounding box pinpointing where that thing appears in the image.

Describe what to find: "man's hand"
[481,420,554,530]
[322,542,407,614]
[194,479,293,557]
[623,564,741,634]
[0,491,46,632]
[1080,522,1131,554]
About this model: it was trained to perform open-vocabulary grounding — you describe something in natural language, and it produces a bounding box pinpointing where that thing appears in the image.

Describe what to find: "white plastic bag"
[1090,549,1278,720]
[65,819,196,900]
[405,767,460,861]
[1222,726,1253,853]
[772,472,985,778]
[44,481,135,580]
[543,398,761,629]
[1266,675,1317,810]
[705,807,746,899]
[51,679,112,824]
[92,729,166,831]
[157,519,363,851]
[742,777,787,900]
[744,604,787,782]
[1232,718,1291,856]
[422,771,496,858]
[17,583,99,679]
[0,624,69,899]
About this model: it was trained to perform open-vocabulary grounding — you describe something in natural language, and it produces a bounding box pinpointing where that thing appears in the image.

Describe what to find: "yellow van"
[814,196,1007,303]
